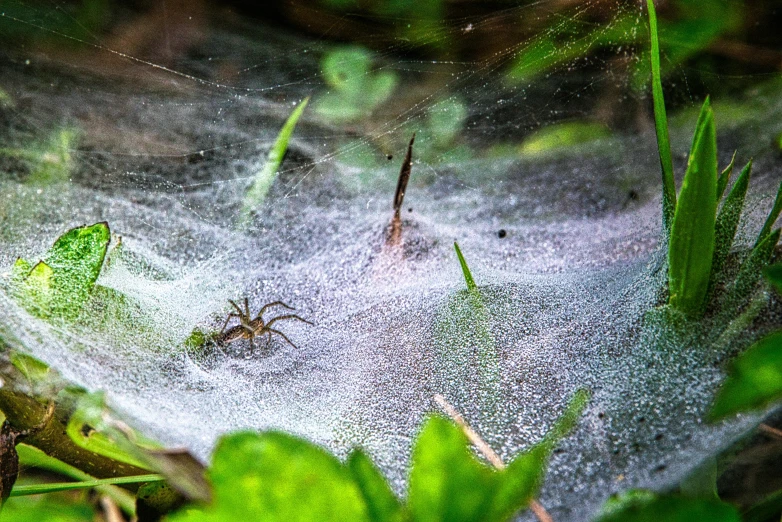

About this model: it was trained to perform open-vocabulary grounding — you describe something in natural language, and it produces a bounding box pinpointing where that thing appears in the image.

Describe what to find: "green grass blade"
[668,98,717,318]
[647,0,676,234]
[755,179,782,247]
[10,474,163,497]
[723,228,781,310]
[712,160,751,280]
[716,151,736,201]
[239,98,309,228]
[453,241,477,292]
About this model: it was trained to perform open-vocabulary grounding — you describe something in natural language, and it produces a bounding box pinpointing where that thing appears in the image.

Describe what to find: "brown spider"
[217,298,313,350]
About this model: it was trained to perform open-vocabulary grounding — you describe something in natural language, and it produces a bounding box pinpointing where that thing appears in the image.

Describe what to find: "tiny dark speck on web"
[498,229,507,238]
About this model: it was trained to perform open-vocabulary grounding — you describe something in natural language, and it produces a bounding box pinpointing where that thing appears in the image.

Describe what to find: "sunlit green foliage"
[9,222,110,319]
[0,128,79,185]
[1,493,95,522]
[518,121,610,157]
[170,392,587,521]
[596,490,740,522]
[314,47,398,123]
[239,98,309,227]
[709,331,782,420]
[667,99,717,318]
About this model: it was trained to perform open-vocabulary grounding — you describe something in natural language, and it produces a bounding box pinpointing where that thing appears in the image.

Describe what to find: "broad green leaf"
[408,416,520,522]
[755,179,782,247]
[764,264,782,295]
[408,391,588,522]
[348,450,404,522]
[711,160,751,280]
[647,0,676,234]
[596,491,740,522]
[709,331,782,420]
[453,242,477,293]
[716,151,736,201]
[668,98,717,318]
[9,352,51,384]
[239,98,309,227]
[12,222,110,318]
[170,431,371,522]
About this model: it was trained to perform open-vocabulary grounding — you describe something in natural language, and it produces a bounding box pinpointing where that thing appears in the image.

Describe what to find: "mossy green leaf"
[170,431,371,522]
[668,98,717,318]
[709,331,782,420]
[12,222,111,318]
[596,491,740,522]
[348,450,405,522]
[712,160,751,280]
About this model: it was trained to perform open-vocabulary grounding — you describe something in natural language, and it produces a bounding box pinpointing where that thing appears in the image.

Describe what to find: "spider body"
[217,298,312,350]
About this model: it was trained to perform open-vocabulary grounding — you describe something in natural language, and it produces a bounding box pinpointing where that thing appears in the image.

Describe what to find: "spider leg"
[244,297,251,319]
[228,300,245,317]
[257,301,295,319]
[219,312,242,335]
[266,330,272,346]
[269,328,298,350]
[265,314,314,328]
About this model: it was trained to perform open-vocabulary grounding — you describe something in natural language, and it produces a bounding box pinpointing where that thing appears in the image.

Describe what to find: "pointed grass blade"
[10,475,163,497]
[764,264,782,295]
[239,98,309,228]
[712,160,751,279]
[716,151,736,201]
[453,242,477,293]
[724,228,781,309]
[755,179,782,248]
[647,0,676,234]
[668,98,717,318]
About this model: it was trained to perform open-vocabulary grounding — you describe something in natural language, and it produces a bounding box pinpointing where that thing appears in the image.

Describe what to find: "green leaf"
[408,415,538,522]
[723,228,781,309]
[170,431,371,522]
[9,475,163,497]
[711,160,751,280]
[453,242,477,293]
[408,391,588,522]
[0,494,96,522]
[668,98,717,318]
[347,450,404,522]
[709,331,782,420]
[11,222,110,318]
[239,99,309,227]
[763,264,782,295]
[716,151,736,201]
[755,179,782,248]
[647,0,676,234]
[596,491,740,522]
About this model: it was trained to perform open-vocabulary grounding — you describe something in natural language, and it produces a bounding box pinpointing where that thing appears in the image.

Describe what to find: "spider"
[217,298,313,350]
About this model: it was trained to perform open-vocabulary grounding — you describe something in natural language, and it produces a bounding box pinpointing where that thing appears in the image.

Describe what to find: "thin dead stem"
[759,423,782,440]
[433,394,554,522]
[388,133,415,246]
[100,495,125,522]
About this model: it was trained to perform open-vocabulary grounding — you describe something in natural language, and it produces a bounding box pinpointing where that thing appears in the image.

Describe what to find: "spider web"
[1,1,782,520]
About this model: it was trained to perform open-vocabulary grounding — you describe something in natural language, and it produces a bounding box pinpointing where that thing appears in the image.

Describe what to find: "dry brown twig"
[433,394,554,522]
[388,134,416,246]
[759,423,782,440]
